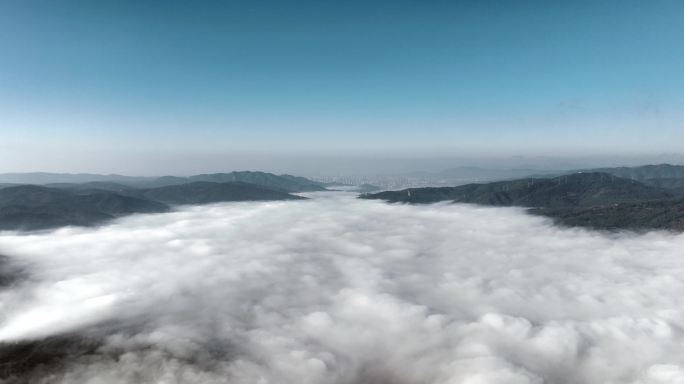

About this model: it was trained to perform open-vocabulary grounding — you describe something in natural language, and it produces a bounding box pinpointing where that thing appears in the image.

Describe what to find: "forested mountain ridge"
[0,181,305,231]
[361,172,684,231]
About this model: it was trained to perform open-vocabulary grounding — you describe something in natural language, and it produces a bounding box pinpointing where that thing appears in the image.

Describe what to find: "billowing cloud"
[1,192,684,383]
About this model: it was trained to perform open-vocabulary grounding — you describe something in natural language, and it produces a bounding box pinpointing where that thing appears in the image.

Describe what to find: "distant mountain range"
[403,166,560,183]
[44,181,136,192]
[363,163,684,190]
[5,165,684,232]
[0,172,148,185]
[0,172,319,231]
[586,164,684,180]
[135,171,326,192]
[0,171,326,193]
[576,164,684,193]
[361,171,684,231]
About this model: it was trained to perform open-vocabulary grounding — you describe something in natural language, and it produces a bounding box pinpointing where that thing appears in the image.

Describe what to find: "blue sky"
[1,0,683,174]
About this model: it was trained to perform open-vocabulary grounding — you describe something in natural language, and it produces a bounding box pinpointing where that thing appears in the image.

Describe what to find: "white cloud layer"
[2,192,684,383]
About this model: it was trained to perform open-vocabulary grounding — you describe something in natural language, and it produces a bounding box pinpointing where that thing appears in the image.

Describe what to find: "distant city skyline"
[1,0,683,174]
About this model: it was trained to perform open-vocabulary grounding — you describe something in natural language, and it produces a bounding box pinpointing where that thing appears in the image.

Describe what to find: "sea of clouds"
[2,192,684,383]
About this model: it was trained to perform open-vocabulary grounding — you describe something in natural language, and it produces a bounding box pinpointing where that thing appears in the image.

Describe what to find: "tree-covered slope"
[361,173,683,231]
[0,181,306,231]
[0,186,169,230]
[530,200,684,231]
[361,173,673,207]
[134,181,306,205]
[45,181,136,193]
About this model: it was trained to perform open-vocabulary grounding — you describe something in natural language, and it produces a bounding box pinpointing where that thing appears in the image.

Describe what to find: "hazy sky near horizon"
[1,0,683,174]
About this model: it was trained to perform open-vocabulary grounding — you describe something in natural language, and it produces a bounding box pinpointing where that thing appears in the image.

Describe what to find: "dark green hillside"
[139,176,188,188]
[361,173,683,231]
[532,200,684,231]
[362,173,673,207]
[0,181,306,231]
[634,177,684,194]
[46,181,136,193]
[135,182,306,205]
[188,172,325,192]
[0,186,169,231]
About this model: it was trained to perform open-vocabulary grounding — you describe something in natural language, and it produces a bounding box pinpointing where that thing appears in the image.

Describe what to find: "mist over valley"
[3,192,684,383]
